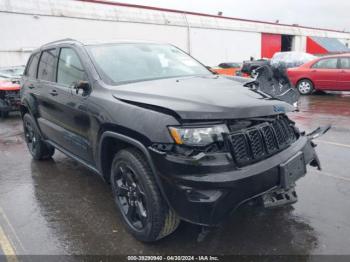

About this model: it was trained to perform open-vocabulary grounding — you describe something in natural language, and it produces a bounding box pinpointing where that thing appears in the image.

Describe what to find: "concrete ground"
[0,94,349,258]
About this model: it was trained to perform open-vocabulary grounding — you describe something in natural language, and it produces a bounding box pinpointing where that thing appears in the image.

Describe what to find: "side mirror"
[74,80,90,95]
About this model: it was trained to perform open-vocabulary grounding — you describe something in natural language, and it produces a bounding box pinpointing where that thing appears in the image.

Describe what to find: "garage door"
[261,33,281,58]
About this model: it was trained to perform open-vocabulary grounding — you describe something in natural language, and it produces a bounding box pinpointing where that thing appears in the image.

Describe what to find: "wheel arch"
[97,131,172,209]
[98,131,155,182]
[20,98,44,137]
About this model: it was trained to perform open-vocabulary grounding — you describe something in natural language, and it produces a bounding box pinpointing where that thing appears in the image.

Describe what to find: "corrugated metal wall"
[0,0,349,67]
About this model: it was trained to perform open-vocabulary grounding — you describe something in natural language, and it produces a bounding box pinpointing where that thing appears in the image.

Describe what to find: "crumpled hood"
[111,76,294,120]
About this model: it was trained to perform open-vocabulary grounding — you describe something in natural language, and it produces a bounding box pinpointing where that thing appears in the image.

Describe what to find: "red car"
[287,54,350,95]
[0,78,21,118]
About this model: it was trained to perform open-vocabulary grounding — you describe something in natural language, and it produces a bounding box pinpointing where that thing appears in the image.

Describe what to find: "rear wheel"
[0,111,9,118]
[297,79,314,95]
[23,113,55,160]
[111,148,180,242]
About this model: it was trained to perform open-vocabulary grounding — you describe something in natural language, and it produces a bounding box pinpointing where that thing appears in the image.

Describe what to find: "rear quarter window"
[26,53,40,78]
[339,58,350,69]
[312,58,338,69]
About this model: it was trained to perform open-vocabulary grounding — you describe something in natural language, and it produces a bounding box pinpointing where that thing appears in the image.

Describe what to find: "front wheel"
[111,148,180,242]
[297,79,314,95]
[23,113,55,160]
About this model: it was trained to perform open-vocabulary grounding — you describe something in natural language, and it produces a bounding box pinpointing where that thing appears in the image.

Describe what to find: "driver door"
[53,47,93,163]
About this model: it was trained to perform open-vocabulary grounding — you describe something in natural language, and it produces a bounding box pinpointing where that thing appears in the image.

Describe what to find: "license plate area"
[280,152,306,189]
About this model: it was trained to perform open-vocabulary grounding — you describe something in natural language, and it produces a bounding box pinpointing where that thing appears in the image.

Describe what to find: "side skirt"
[46,140,101,177]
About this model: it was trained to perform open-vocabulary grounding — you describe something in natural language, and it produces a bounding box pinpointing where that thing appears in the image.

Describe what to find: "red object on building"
[306,37,328,55]
[261,33,281,58]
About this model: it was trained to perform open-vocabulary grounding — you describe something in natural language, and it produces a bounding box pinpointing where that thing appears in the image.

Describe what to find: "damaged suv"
[21,39,326,242]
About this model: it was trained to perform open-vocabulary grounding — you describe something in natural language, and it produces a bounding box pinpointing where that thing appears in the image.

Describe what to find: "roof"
[321,53,350,59]
[310,36,350,53]
[77,0,349,34]
[41,38,168,47]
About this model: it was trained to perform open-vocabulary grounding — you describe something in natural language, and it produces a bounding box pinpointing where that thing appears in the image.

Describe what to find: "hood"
[111,75,294,120]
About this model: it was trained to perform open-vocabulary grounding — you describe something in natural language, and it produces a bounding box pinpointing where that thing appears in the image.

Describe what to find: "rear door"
[338,57,350,90]
[21,52,41,106]
[35,48,62,135]
[310,58,340,90]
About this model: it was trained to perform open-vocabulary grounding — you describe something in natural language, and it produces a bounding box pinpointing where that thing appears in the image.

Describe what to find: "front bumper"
[149,136,319,226]
[0,93,21,112]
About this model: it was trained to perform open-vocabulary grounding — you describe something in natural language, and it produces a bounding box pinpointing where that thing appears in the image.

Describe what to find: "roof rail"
[41,38,81,47]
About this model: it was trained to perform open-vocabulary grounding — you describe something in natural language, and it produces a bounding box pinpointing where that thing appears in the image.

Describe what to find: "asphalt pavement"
[0,93,349,259]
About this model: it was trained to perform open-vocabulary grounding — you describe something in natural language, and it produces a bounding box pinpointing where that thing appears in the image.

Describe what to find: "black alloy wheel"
[113,162,148,231]
[110,148,180,242]
[23,114,55,160]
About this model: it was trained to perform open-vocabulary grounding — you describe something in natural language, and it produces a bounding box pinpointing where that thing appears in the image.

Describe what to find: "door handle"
[50,90,58,96]
[311,70,317,73]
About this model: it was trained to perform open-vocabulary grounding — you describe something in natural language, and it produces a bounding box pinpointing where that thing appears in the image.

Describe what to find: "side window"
[37,49,57,81]
[312,58,338,69]
[26,53,40,78]
[339,58,350,69]
[57,48,86,86]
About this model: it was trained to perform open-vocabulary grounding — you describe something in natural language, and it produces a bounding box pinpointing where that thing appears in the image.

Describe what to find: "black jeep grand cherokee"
[21,39,323,242]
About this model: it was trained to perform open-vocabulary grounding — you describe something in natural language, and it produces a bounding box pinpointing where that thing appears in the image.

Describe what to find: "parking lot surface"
[0,94,350,257]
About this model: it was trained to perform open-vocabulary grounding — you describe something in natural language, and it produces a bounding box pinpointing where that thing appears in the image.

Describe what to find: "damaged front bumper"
[0,91,21,113]
[149,130,326,226]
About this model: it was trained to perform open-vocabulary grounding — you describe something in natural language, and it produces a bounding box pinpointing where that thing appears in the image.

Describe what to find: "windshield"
[87,43,211,85]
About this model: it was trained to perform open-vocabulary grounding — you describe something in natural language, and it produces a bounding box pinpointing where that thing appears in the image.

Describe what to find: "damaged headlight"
[168,124,229,146]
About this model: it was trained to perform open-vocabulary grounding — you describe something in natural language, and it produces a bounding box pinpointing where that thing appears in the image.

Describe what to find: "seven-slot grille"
[227,116,297,166]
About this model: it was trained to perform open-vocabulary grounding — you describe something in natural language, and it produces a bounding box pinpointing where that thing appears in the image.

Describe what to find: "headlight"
[168,124,229,146]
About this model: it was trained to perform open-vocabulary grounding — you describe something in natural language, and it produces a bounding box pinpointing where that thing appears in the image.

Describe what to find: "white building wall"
[0,0,350,67]
[0,12,189,67]
[292,35,307,52]
[190,28,261,65]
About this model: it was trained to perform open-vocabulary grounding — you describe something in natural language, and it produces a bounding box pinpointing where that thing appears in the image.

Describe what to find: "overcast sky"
[110,0,349,32]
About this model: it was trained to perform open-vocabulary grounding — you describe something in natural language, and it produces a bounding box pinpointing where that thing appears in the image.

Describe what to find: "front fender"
[97,131,174,210]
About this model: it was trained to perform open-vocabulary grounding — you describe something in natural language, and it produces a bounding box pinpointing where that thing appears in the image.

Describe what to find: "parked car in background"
[270,52,316,69]
[0,77,21,118]
[287,54,350,95]
[241,58,270,77]
[0,65,25,81]
[211,62,242,76]
[21,39,327,242]
[0,66,24,117]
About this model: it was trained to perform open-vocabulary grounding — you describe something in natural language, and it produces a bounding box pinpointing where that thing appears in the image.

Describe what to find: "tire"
[297,79,314,95]
[0,111,9,118]
[23,113,55,160]
[111,148,180,242]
